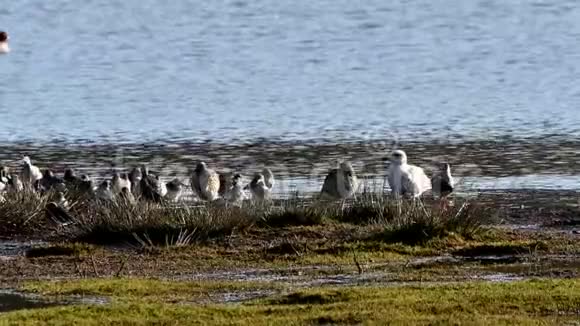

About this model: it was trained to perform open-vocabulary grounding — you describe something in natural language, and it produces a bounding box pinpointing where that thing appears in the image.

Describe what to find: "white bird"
[320,161,358,200]
[225,173,246,205]
[247,172,272,202]
[95,180,114,201]
[387,150,431,198]
[112,172,131,195]
[165,178,183,202]
[431,162,454,199]
[21,156,43,189]
[0,31,9,54]
[191,162,220,201]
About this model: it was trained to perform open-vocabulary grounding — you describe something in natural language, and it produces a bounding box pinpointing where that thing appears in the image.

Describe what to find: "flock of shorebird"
[0,150,453,208]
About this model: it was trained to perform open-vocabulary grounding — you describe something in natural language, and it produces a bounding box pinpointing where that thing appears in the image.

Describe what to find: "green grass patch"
[25,243,95,258]
[3,279,579,325]
[24,278,280,304]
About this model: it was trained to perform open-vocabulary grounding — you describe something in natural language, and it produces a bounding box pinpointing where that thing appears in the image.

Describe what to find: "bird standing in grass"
[40,169,65,192]
[431,162,454,209]
[8,175,23,192]
[247,171,273,202]
[119,187,136,204]
[21,156,42,190]
[112,172,131,195]
[225,173,246,205]
[320,161,358,200]
[165,178,183,202]
[191,162,220,201]
[45,202,74,226]
[96,180,114,201]
[139,166,165,202]
[387,150,431,198]
[129,167,142,197]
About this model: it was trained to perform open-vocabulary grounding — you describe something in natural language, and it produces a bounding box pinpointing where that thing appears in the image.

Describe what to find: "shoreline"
[0,136,579,178]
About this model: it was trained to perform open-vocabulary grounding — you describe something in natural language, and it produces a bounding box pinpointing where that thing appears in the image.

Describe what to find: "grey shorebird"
[246,168,275,202]
[320,162,358,200]
[165,178,184,202]
[139,165,165,202]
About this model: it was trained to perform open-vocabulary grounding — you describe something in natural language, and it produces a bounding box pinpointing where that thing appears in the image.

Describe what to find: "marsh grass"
[0,190,495,248]
[0,190,51,236]
[6,278,580,325]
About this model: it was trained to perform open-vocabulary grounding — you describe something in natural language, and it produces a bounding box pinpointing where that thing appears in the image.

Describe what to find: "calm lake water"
[2,0,580,144]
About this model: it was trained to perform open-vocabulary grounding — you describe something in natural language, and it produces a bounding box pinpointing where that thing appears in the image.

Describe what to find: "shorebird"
[129,167,142,196]
[55,191,70,210]
[119,187,136,204]
[165,178,184,202]
[431,163,454,199]
[218,172,232,198]
[21,156,43,190]
[40,169,65,192]
[191,162,220,201]
[320,161,358,200]
[64,168,81,186]
[0,31,9,54]
[45,202,75,226]
[79,175,95,195]
[225,173,246,205]
[112,172,131,195]
[246,171,273,202]
[387,150,431,198]
[139,165,165,202]
[7,175,23,192]
[95,180,114,201]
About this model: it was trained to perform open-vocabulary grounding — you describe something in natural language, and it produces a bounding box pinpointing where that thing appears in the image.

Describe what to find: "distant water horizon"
[2,0,580,144]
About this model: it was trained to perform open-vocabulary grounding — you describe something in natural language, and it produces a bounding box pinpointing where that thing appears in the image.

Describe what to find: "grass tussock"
[0,189,496,249]
[0,191,52,236]
[71,202,257,246]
